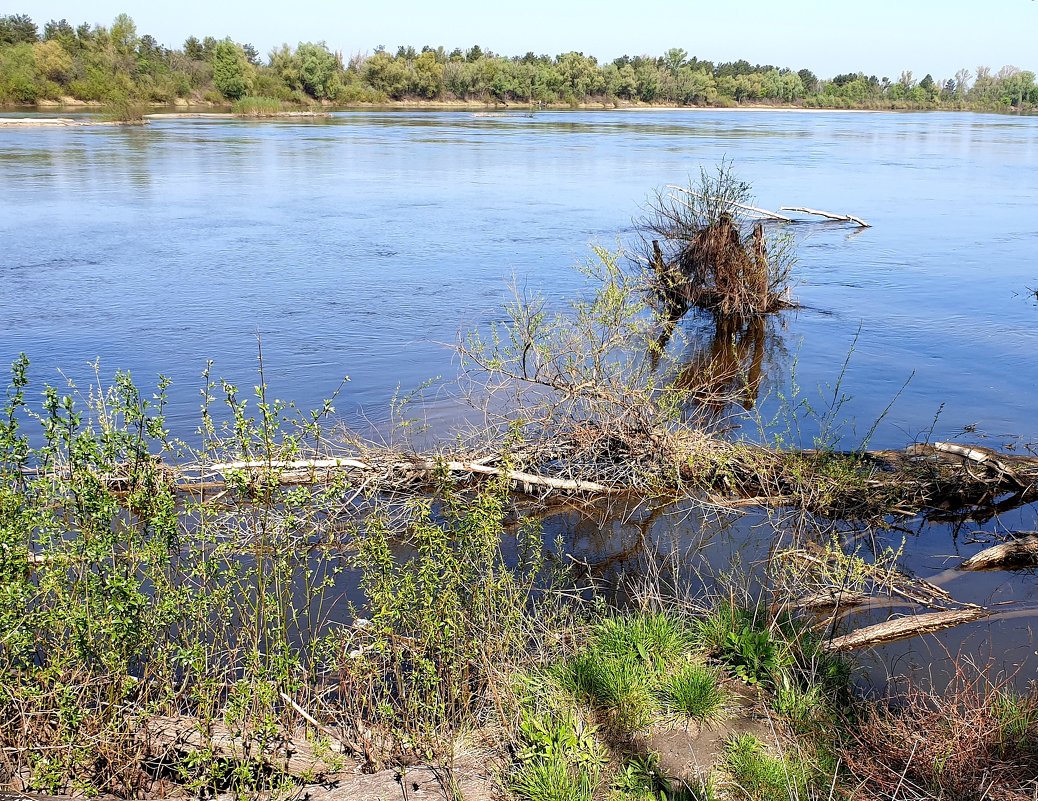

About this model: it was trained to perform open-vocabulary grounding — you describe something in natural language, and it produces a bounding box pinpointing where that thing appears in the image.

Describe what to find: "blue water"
[3,110,1036,446]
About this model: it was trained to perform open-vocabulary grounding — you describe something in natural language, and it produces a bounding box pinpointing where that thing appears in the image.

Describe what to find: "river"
[2,108,1037,688]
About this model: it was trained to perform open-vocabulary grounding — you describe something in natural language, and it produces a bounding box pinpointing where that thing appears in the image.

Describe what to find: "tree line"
[1,12,1036,111]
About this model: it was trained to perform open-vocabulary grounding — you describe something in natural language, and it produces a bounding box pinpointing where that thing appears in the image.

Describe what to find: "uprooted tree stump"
[639,165,798,324]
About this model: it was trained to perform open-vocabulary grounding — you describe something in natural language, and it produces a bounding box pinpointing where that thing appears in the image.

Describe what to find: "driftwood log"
[959,534,1038,571]
[826,607,991,651]
[24,436,1037,523]
[666,186,794,221]
[146,715,349,778]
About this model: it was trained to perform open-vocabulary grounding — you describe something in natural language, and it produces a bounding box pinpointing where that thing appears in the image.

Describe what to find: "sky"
[12,0,1038,80]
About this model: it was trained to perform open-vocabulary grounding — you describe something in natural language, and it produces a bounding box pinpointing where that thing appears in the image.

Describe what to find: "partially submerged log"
[959,534,1038,571]
[19,433,1038,522]
[779,206,871,227]
[203,457,620,494]
[826,607,991,651]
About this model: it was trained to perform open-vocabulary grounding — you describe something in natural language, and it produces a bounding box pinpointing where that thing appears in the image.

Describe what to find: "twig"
[279,692,353,755]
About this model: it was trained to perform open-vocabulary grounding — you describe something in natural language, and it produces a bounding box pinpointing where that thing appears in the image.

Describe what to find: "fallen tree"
[64,437,1032,525]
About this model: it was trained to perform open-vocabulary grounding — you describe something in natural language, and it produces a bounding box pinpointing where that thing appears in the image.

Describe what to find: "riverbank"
[1,97,1028,116]
[0,116,141,126]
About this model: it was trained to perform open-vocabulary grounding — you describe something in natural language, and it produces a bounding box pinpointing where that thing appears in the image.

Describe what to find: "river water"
[2,108,1037,688]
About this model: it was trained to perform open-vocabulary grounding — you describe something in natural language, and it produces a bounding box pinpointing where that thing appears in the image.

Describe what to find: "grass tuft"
[722,734,811,801]
[657,662,729,722]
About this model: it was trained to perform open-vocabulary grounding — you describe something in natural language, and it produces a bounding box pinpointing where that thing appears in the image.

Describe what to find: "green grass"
[657,663,729,722]
[510,755,598,801]
[722,734,812,801]
[558,611,698,733]
[592,612,693,670]
[232,95,283,116]
[510,700,603,801]
[562,650,656,732]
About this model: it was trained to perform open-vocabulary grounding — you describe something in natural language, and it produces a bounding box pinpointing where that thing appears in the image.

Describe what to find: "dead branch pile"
[60,428,1036,527]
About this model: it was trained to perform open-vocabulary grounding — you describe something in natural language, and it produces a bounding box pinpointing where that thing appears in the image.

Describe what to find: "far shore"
[0,95,997,117]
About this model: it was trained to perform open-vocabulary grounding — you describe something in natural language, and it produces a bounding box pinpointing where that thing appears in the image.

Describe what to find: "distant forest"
[2,12,1036,111]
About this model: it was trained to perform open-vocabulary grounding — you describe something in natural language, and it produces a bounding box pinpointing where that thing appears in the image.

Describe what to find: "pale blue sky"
[14,0,1038,80]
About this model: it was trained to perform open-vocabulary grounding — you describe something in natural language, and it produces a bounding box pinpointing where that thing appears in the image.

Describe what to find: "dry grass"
[840,664,1038,800]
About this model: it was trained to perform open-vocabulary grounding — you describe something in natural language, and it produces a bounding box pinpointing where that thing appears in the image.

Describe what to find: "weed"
[610,752,670,800]
[101,95,147,122]
[510,754,598,801]
[336,476,559,762]
[562,649,657,733]
[722,625,786,686]
[840,662,1038,800]
[593,613,693,671]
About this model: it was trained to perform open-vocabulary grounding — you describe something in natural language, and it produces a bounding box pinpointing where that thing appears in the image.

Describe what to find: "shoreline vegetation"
[1,13,1037,117]
[2,166,1036,799]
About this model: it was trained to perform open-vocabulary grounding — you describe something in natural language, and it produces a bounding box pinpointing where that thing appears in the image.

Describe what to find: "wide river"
[2,108,1037,687]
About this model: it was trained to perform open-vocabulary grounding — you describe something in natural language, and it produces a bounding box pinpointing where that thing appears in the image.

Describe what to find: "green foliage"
[0,356,363,796]
[721,625,786,686]
[335,475,558,757]
[1,16,1033,110]
[211,38,253,100]
[294,41,343,99]
[609,752,671,801]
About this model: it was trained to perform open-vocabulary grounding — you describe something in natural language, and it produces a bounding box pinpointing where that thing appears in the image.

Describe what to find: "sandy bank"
[0,117,142,127]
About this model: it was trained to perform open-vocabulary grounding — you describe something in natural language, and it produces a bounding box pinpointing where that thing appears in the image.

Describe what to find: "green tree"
[183,35,204,61]
[663,47,687,75]
[295,42,343,99]
[797,68,818,94]
[110,13,138,55]
[0,14,38,46]
[32,39,73,83]
[211,38,253,100]
[410,49,443,98]
[0,42,42,101]
[42,19,76,51]
[363,50,409,98]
